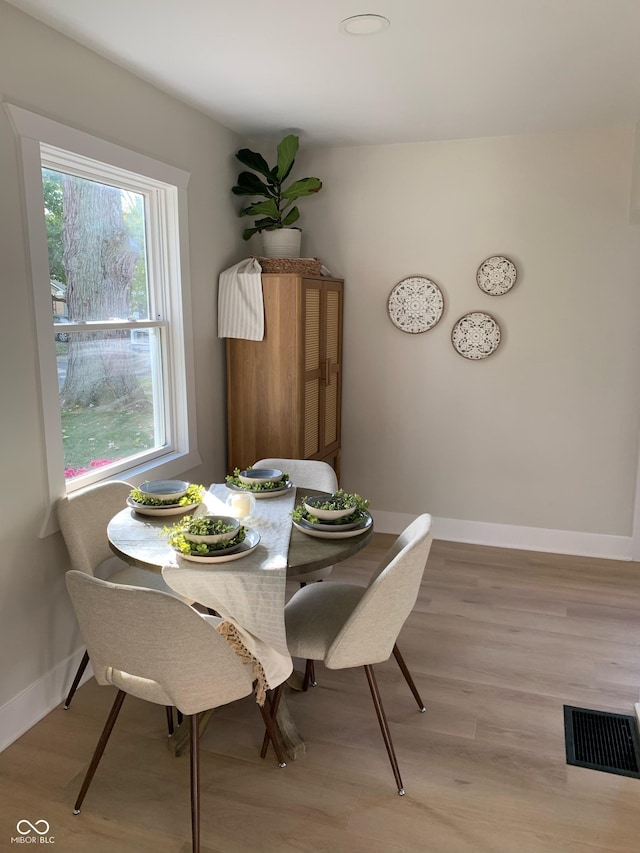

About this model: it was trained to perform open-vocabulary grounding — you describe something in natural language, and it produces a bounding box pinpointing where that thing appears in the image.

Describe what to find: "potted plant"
[232,134,322,258]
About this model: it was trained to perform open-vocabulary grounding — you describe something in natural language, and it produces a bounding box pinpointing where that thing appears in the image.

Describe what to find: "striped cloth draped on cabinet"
[217,257,264,340]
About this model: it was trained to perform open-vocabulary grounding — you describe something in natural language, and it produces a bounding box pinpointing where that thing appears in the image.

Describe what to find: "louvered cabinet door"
[302,280,322,459]
[320,280,342,461]
[226,273,343,475]
[301,277,343,464]
[226,274,303,471]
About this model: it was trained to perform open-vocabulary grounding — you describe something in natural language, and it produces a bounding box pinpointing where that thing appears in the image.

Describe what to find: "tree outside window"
[43,167,166,480]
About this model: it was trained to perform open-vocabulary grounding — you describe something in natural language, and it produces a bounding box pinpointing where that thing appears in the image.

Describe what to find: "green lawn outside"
[56,340,158,476]
[62,407,155,475]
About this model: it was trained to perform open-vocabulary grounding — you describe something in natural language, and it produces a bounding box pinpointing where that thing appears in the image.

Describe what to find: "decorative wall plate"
[476,256,517,296]
[387,276,444,334]
[451,312,501,359]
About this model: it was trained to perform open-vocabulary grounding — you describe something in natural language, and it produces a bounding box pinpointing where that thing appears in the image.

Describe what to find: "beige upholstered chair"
[65,571,286,853]
[57,480,183,711]
[253,457,338,586]
[284,514,433,795]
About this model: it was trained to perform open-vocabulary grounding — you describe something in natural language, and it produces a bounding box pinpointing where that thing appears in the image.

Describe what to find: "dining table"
[107,481,374,759]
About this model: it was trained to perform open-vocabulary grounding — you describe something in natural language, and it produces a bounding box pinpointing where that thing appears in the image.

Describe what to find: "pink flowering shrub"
[65,458,120,479]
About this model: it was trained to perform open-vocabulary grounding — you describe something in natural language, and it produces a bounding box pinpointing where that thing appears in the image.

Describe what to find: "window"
[43,161,169,481]
[6,104,200,535]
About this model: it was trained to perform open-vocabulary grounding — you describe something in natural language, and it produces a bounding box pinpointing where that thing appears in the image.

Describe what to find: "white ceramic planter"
[262,228,302,258]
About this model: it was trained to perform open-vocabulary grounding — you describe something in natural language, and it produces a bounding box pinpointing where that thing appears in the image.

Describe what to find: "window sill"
[41,448,202,538]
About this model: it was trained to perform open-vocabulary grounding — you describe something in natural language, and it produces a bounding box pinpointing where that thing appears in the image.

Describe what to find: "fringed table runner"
[162,483,295,704]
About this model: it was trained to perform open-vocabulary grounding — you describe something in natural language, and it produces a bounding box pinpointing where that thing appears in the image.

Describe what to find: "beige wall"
[295,129,640,538]
[0,2,242,718]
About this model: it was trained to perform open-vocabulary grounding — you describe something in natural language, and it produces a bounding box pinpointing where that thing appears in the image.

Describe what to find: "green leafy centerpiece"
[293,489,370,526]
[163,515,247,556]
[226,468,289,492]
[129,483,205,507]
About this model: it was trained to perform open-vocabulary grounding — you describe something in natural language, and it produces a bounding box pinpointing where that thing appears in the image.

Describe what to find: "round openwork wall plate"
[476,255,517,296]
[387,276,445,334]
[451,312,502,360]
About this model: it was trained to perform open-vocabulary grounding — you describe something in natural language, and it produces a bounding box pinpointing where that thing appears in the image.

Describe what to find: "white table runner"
[162,483,296,702]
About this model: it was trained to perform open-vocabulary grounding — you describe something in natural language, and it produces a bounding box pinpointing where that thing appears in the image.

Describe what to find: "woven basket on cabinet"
[254,256,323,276]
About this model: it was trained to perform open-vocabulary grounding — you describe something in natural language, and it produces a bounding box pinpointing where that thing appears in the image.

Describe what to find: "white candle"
[231,492,252,518]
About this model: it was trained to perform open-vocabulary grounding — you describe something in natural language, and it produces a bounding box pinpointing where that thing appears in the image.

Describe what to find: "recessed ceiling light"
[339,14,390,36]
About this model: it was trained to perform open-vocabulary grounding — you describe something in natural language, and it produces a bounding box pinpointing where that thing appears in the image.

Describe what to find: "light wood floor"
[2,535,640,852]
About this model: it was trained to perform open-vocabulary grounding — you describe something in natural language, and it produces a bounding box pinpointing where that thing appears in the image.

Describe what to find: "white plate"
[292,512,373,539]
[226,480,293,499]
[127,497,202,517]
[296,513,363,531]
[175,529,261,563]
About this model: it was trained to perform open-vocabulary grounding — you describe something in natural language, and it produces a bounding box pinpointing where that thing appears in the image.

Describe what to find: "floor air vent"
[564,705,640,778]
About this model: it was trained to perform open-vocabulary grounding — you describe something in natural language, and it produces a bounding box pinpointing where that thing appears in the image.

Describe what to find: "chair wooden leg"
[177,710,183,726]
[260,683,285,761]
[302,659,316,691]
[270,682,284,717]
[64,649,90,709]
[393,644,426,712]
[258,689,287,767]
[363,665,405,796]
[165,706,174,736]
[73,690,127,814]
[190,713,200,853]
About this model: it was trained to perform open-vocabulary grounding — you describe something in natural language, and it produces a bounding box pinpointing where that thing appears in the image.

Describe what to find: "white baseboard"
[371,510,633,561]
[0,647,93,753]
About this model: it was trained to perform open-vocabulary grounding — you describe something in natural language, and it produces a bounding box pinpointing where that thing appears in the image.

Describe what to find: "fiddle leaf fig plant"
[232,134,322,241]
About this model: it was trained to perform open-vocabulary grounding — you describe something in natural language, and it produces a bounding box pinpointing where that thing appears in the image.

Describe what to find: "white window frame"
[5,104,201,536]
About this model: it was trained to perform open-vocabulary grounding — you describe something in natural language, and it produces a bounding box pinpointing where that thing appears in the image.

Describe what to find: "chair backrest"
[57,480,132,575]
[253,458,338,494]
[66,571,254,715]
[324,514,433,670]
[257,458,338,584]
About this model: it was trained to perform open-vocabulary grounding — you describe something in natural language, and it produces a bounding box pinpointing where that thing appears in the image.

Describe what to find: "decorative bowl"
[183,515,241,545]
[303,494,357,521]
[138,479,190,503]
[237,468,284,486]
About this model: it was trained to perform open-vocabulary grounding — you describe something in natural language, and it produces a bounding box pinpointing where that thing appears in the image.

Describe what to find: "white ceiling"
[7,0,640,147]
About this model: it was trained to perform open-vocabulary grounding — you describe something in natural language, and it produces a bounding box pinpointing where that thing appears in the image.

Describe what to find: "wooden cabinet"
[226,273,343,476]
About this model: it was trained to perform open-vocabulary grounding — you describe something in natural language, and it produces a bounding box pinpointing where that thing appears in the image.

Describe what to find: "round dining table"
[106,486,374,759]
[107,488,372,579]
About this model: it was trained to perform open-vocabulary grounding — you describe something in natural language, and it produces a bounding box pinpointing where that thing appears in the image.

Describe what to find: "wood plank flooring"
[2,535,640,852]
